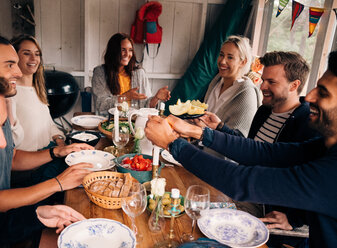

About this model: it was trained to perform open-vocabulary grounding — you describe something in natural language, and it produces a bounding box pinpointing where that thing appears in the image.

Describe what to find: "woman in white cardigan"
[204,35,261,138]
[9,35,65,151]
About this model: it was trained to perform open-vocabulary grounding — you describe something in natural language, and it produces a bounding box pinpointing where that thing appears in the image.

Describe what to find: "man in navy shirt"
[145,50,337,247]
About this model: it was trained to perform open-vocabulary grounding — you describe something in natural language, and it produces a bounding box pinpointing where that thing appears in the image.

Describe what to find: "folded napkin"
[209,202,236,209]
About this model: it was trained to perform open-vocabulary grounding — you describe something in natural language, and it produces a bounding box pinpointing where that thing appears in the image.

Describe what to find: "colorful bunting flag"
[291,1,304,30]
[309,7,324,37]
[276,0,290,17]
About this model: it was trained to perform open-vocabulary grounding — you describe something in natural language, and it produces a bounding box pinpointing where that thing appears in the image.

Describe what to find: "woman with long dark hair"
[92,33,170,113]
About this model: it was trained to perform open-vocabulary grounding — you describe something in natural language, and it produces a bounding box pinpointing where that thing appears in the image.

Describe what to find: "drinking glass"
[111,127,129,156]
[96,96,117,117]
[181,185,210,242]
[121,183,147,243]
[130,99,139,110]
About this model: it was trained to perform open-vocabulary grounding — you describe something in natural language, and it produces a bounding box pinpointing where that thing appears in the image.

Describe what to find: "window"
[254,0,337,94]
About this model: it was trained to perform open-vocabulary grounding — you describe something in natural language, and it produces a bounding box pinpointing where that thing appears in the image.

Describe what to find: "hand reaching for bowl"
[194,111,221,130]
[53,143,94,158]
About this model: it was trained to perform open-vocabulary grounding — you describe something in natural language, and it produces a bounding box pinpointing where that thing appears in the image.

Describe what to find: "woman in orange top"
[92,33,170,113]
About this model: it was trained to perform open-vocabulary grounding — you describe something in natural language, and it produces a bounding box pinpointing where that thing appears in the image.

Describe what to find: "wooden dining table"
[58,132,268,248]
[40,112,268,247]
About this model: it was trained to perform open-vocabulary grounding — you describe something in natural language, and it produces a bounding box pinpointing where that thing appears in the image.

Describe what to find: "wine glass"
[121,183,147,243]
[112,126,129,156]
[181,185,210,242]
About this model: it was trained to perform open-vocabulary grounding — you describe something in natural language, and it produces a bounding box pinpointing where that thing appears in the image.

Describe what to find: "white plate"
[71,115,106,129]
[65,150,115,171]
[58,218,136,248]
[71,132,98,142]
[197,208,269,248]
[161,150,181,166]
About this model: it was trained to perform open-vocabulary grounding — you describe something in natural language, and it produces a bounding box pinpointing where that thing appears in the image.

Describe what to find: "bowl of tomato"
[115,153,165,183]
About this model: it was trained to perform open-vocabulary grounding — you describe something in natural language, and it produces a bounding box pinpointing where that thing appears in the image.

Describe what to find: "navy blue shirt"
[170,130,337,247]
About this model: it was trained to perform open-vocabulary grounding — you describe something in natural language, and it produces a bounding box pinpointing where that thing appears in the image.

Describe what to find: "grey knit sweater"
[91,65,152,113]
[204,74,261,137]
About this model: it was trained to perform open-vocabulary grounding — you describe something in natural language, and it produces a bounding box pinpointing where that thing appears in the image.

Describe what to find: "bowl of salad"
[115,153,165,183]
[98,120,134,139]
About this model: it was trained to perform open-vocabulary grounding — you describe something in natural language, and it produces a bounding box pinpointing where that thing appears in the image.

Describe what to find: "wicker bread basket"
[83,171,138,209]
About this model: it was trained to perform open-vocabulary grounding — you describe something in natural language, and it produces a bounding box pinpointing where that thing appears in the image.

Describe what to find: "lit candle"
[159,102,165,116]
[152,145,160,166]
[171,188,180,199]
[114,107,119,141]
[160,102,165,111]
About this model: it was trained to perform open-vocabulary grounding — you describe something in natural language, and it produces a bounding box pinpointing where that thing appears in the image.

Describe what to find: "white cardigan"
[204,75,261,137]
[11,85,64,151]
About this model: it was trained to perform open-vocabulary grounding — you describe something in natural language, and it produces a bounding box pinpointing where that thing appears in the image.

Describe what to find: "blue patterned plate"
[58,218,136,248]
[197,208,269,248]
[65,150,115,171]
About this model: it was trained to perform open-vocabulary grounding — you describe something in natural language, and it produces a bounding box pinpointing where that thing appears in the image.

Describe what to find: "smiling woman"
[203,35,261,140]
[9,35,65,151]
[91,33,171,114]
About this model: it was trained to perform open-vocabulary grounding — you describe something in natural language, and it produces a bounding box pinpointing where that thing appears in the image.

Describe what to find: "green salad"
[101,121,134,134]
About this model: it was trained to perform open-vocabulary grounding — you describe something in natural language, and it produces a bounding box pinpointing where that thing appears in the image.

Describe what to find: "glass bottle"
[148,195,166,232]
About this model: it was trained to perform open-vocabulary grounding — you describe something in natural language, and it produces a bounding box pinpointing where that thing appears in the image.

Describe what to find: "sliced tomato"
[139,162,147,171]
[125,155,155,171]
[122,157,132,165]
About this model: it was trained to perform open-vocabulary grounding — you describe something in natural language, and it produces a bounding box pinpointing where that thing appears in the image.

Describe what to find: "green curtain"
[165,0,253,114]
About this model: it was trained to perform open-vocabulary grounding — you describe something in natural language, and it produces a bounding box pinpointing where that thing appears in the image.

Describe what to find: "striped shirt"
[254,110,293,143]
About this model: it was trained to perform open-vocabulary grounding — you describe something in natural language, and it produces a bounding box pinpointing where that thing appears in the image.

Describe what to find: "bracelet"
[49,147,57,160]
[54,177,63,192]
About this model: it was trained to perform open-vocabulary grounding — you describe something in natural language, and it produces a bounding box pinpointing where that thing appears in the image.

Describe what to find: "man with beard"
[0,36,93,245]
[199,51,316,147]
[0,77,88,247]
[145,51,337,246]
[196,51,319,246]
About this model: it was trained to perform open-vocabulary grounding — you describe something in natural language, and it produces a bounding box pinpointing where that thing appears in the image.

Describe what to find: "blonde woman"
[10,35,65,151]
[204,35,261,137]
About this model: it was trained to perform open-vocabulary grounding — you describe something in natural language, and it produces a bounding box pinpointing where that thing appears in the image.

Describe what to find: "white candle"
[152,145,160,166]
[114,107,119,141]
[171,188,180,199]
[160,102,165,110]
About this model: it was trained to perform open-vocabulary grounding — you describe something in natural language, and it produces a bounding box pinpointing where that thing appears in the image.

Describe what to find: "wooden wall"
[34,0,84,71]
[34,0,227,91]
[31,0,228,121]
